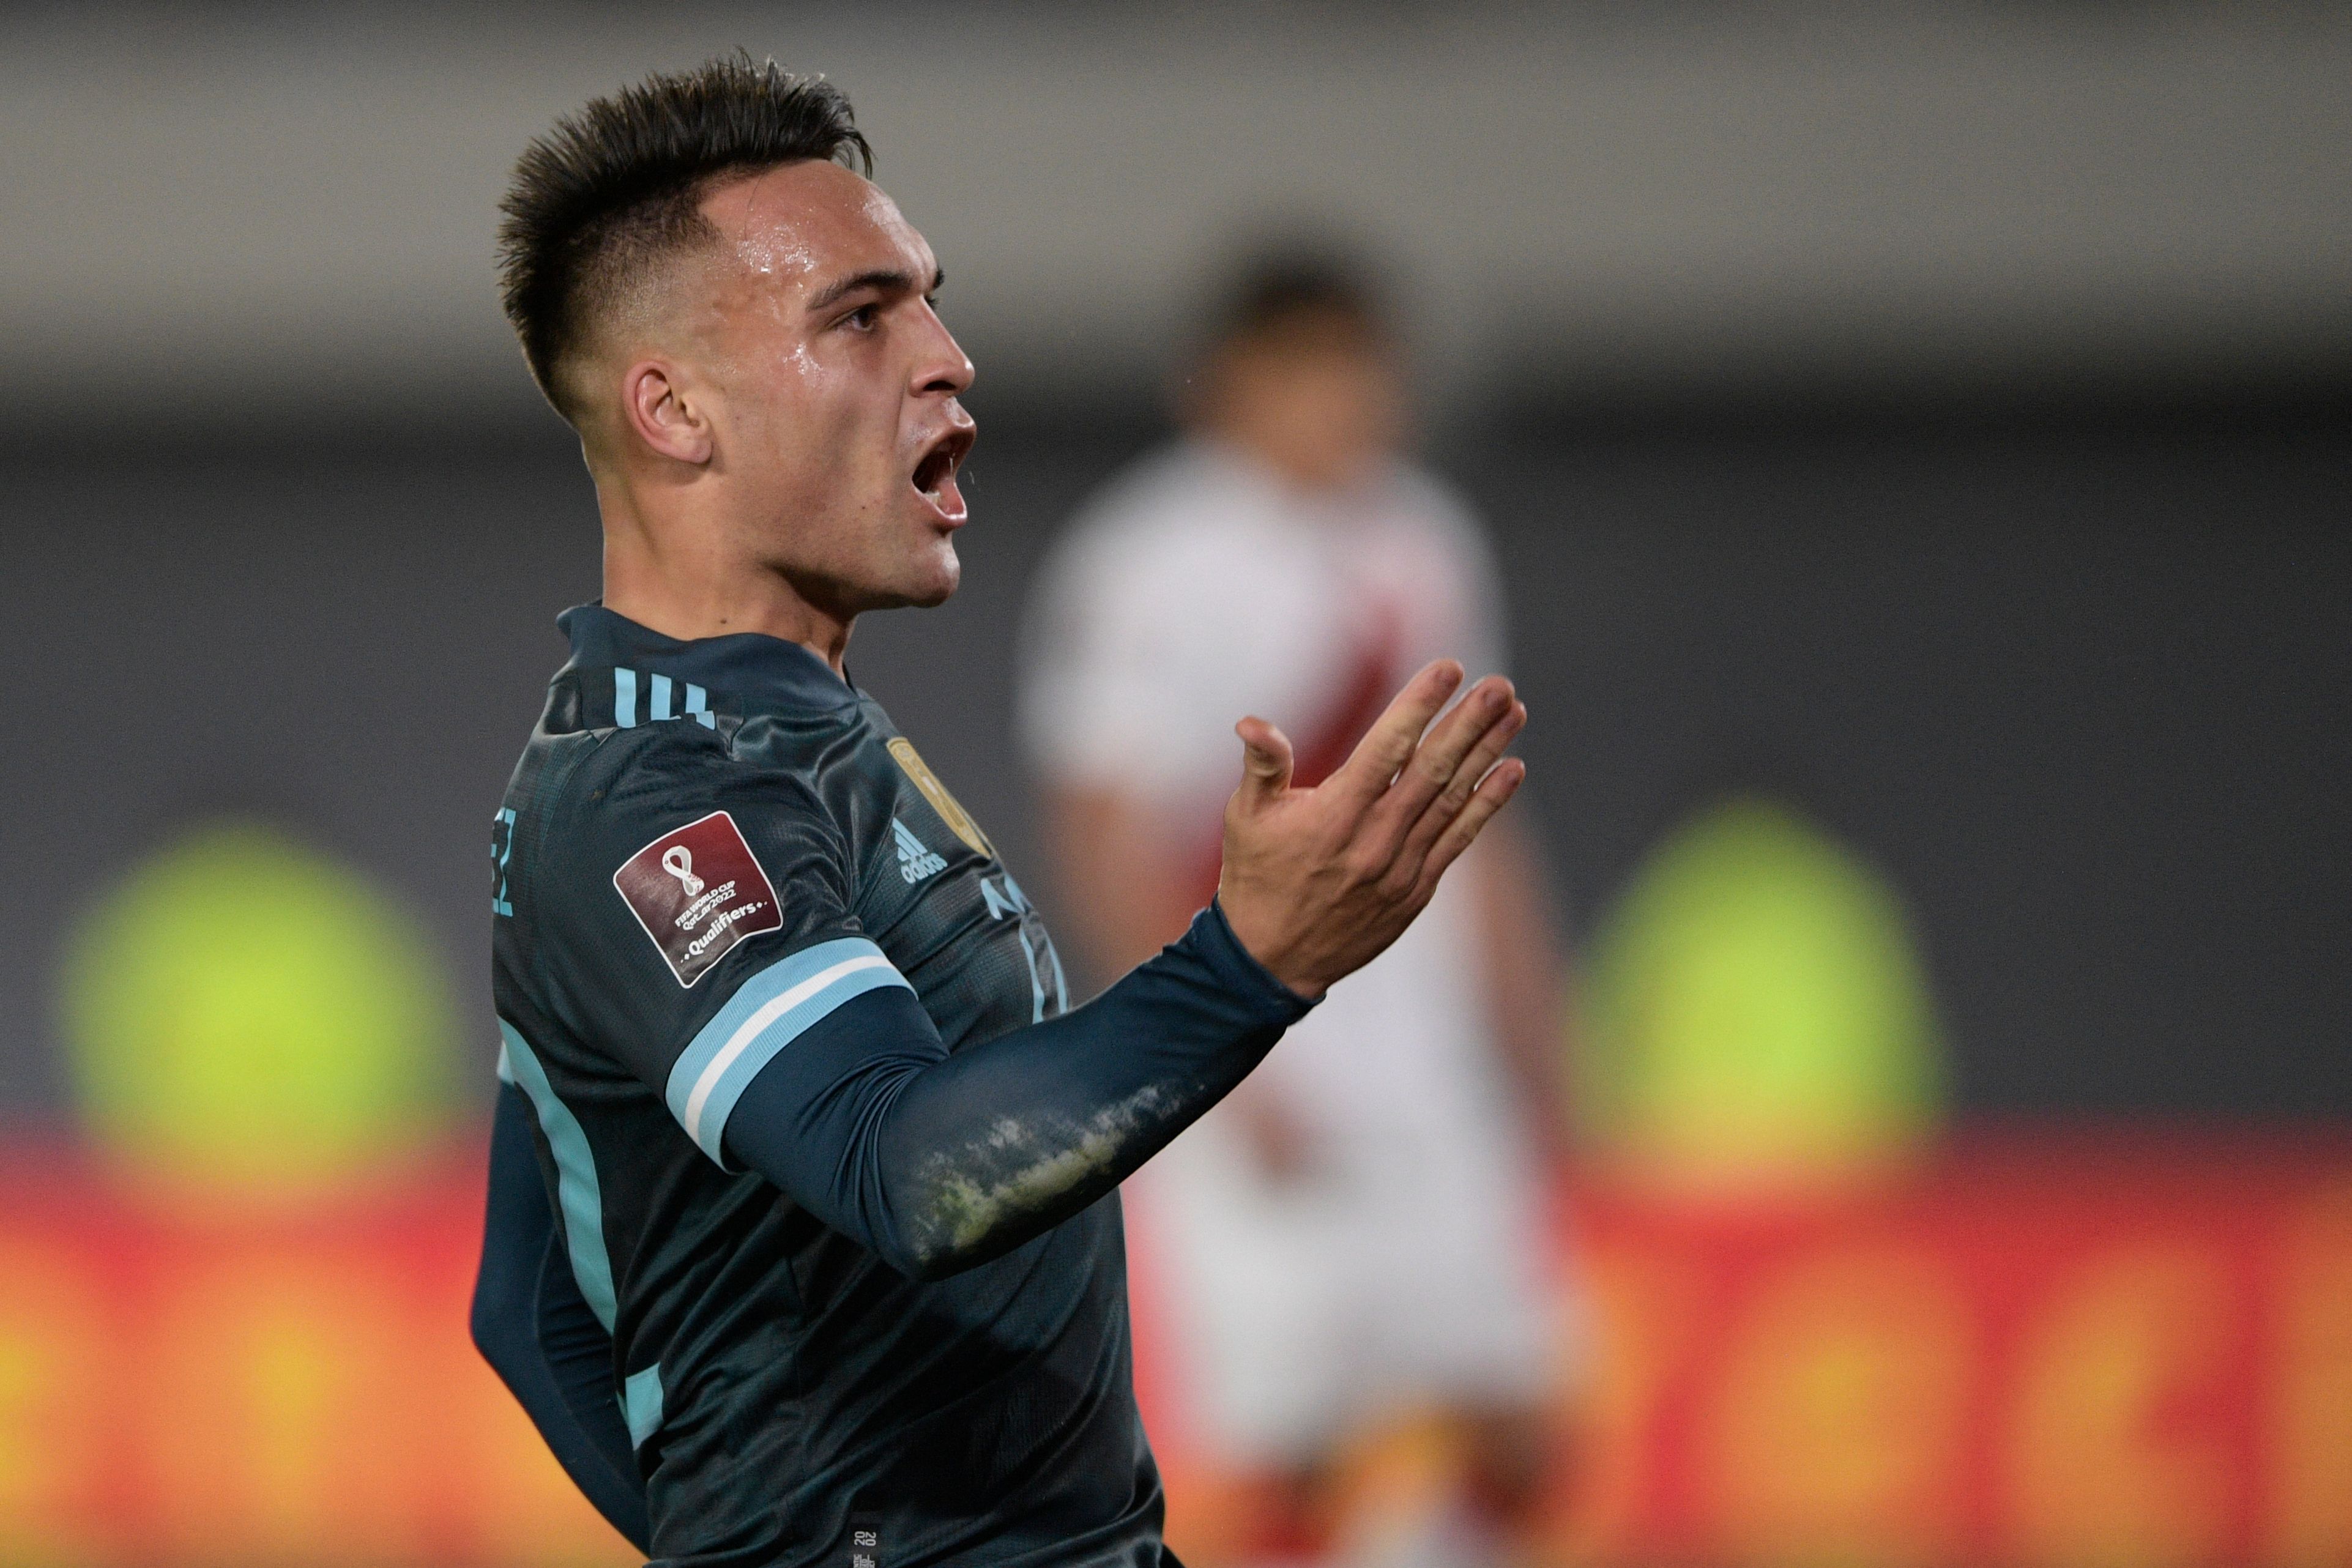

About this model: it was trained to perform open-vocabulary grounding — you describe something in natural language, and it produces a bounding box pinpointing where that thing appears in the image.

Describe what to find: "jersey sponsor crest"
[885,737,995,858]
[612,809,784,987]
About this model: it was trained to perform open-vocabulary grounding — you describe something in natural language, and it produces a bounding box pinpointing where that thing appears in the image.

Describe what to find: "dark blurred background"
[2,1,2343,1123]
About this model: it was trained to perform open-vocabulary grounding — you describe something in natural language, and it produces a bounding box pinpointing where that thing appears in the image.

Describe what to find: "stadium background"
[0,4,2345,1564]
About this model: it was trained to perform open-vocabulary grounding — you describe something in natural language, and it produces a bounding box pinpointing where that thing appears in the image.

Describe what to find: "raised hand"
[1215,660,1527,998]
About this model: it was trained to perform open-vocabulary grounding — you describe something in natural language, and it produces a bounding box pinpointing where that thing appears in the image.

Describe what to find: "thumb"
[1232,717,1294,812]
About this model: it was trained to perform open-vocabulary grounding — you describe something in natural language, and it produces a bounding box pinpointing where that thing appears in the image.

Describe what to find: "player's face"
[1203,322,1406,495]
[691,161,975,612]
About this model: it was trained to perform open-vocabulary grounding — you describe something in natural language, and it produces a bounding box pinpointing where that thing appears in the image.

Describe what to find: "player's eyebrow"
[806,266,947,314]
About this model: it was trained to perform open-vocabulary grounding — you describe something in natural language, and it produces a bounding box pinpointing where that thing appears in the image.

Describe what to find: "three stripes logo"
[893,819,947,885]
[610,667,716,730]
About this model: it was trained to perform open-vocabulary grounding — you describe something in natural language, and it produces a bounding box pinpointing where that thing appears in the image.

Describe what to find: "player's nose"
[912,305,975,398]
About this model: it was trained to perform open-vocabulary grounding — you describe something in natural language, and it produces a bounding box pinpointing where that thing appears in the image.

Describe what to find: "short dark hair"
[1206,246,1392,354]
[497,53,873,416]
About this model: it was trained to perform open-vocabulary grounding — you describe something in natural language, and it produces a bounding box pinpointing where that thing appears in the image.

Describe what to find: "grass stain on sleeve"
[917,1084,1172,1254]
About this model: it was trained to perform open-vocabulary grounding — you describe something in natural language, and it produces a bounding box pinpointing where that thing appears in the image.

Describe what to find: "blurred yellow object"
[1579,797,1943,1183]
[61,820,456,1194]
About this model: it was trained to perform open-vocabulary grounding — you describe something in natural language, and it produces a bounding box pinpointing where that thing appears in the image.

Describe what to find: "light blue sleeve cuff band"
[664,935,912,1165]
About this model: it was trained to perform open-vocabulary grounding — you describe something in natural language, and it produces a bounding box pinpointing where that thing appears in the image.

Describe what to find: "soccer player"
[465,56,1529,1568]
[1019,253,1569,1562]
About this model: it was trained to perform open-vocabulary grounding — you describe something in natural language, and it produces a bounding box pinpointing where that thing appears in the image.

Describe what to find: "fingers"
[1371,675,1518,834]
[1231,717,1295,813]
[1326,660,1464,812]
[1413,757,1525,899]
[1396,697,1525,866]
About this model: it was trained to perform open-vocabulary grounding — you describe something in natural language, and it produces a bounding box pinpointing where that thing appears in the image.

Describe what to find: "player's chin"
[905,567,959,608]
[891,537,962,609]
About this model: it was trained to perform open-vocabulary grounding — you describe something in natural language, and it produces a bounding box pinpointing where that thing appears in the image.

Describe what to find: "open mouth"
[910,427,974,522]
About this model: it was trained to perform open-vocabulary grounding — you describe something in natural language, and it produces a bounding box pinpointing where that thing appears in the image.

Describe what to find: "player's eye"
[843,302,880,332]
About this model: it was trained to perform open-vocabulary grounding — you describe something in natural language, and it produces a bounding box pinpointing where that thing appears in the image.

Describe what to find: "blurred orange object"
[0,1129,2346,1567]
[1135,1128,2352,1568]
[0,1140,628,1567]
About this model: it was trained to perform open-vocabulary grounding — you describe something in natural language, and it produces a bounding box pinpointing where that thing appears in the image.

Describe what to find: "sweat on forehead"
[697,161,926,293]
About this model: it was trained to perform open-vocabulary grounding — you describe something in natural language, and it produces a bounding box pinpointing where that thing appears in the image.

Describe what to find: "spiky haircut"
[496,53,873,418]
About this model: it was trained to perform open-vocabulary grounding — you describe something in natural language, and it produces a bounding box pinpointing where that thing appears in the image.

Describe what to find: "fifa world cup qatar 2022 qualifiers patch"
[613,809,784,987]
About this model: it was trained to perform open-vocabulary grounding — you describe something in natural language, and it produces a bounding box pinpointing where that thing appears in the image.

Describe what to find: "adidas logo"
[894,818,947,884]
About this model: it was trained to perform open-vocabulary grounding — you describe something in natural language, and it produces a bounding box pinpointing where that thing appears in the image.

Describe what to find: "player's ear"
[622,359,714,466]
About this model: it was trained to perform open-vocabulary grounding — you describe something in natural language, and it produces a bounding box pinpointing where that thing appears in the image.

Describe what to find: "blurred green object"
[1579,797,1944,1180]
[61,820,457,1192]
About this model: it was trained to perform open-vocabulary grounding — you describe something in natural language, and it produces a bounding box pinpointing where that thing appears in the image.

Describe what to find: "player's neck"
[598,499,854,677]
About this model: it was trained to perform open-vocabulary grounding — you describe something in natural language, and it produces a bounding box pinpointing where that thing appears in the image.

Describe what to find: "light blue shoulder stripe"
[649,672,674,721]
[684,682,715,729]
[623,1363,664,1449]
[663,936,912,1165]
[497,1020,619,1332]
[613,667,638,728]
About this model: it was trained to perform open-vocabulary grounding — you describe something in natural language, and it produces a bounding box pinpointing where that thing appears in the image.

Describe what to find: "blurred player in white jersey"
[1019,251,1574,1566]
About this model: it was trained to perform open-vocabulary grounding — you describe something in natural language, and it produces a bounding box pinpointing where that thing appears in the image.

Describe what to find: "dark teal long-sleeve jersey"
[479,606,1312,1567]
